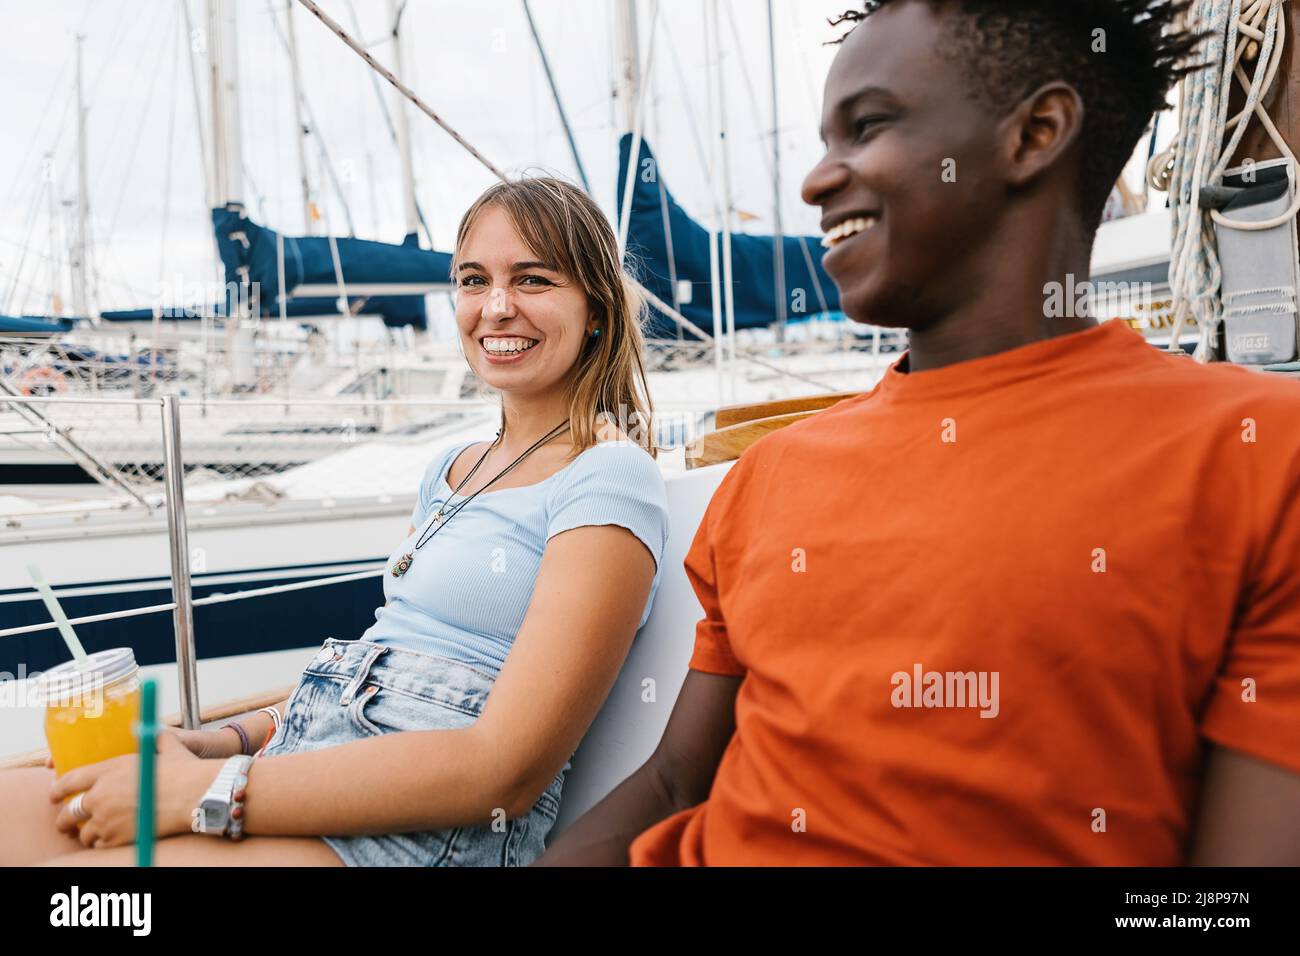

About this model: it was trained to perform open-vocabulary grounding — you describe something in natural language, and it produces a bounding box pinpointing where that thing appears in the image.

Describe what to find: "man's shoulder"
[1196,361,1300,403]
[1123,337,1290,390]
[1133,351,1300,426]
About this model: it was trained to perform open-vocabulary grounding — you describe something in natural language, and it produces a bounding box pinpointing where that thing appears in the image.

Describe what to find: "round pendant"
[391,553,413,577]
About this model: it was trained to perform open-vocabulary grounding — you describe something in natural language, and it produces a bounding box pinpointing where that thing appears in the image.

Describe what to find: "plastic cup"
[40,648,143,817]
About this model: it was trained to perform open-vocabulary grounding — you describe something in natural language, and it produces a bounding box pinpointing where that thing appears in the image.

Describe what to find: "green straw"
[135,678,157,868]
[26,563,88,667]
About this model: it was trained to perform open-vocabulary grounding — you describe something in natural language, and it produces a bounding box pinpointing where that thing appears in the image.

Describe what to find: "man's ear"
[997,81,1085,189]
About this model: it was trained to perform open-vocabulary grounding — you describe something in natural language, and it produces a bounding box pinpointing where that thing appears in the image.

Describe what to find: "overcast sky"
[0,0,858,316]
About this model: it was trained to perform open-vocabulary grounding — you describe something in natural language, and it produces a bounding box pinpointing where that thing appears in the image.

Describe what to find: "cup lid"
[38,647,138,705]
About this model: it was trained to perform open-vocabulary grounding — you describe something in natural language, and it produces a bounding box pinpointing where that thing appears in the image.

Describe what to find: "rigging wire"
[521,0,592,193]
[359,0,438,246]
[89,10,172,198]
[656,170,682,336]
[178,0,222,293]
[0,265,64,313]
[0,48,74,221]
[150,12,184,385]
[265,0,358,237]
[1,80,79,316]
[726,0,830,319]
[724,0,775,182]
[158,10,183,288]
[103,5,179,251]
[660,14,712,182]
[0,234,166,306]
[176,0,211,205]
[2,172,54,315]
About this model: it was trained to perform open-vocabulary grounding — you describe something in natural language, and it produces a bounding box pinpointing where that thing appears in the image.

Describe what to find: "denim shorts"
[262,637,567,866]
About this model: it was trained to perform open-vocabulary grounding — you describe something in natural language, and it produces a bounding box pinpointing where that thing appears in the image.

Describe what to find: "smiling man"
[538,0,1300,866]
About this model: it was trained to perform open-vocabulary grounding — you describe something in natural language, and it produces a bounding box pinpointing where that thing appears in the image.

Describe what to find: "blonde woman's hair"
[451,176,656,458]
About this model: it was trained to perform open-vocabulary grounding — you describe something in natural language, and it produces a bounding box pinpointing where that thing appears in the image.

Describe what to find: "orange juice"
[41,648,142,780]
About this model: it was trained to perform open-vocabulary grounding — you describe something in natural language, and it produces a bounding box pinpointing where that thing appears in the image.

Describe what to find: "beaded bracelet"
[227,762,251,841]
[221,721,251,756]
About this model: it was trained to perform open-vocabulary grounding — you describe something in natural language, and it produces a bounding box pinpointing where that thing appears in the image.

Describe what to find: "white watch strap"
[200,755,253,809]
[195,756,241,835]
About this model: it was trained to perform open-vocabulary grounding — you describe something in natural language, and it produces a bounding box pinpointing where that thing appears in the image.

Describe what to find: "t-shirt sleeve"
[546,443,669,571]
[684,464,748,678]
[1201,443,1300,775]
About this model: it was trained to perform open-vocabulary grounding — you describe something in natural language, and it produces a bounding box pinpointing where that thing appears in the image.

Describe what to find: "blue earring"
[590,328,602,338]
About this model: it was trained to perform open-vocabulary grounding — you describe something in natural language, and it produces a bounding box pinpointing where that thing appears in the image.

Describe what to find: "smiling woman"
[451,177,655,453]
[0,176,670,868]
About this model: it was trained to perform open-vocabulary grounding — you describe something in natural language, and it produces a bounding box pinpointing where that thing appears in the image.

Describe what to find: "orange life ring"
[17,367,68,396]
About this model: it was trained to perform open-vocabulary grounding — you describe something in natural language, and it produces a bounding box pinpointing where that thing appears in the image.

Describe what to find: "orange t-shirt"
[629,320,1300,866]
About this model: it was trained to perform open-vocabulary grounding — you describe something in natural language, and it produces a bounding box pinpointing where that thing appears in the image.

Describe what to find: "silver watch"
[196,755,254,836]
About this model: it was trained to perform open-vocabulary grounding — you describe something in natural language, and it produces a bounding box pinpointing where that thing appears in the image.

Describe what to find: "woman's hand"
[167,726,244,759]
[48,730,215,849]
[43,725,242,769]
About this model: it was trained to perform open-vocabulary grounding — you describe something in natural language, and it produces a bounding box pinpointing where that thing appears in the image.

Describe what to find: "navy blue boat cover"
[0,314,77,334]
[615,133,840,338]
[103,205,454,329]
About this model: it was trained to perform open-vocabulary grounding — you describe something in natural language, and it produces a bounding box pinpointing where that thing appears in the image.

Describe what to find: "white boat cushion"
[550,461,735,838]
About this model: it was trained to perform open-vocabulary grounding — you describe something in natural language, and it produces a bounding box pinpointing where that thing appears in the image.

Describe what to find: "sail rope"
[1148,0,1298,358]
[294,0,507,180]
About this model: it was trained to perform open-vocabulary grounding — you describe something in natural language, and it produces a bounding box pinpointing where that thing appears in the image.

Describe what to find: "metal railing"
[160,395,200,728]
[0,323,445,404]
[0,391,504,728]
[0,390,722,728]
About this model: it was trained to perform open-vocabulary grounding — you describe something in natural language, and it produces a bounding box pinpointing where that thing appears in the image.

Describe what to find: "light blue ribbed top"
[360,439,670,677]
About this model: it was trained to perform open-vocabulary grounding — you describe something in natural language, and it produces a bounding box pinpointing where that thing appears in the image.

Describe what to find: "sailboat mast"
[222,1,244,204]
[284,0,314,234]
[206,0,244,207]
[702,1,725,400]
[207,0,226,206]
[711,0,737,371]
[767,0,787,341]
[614,0,641,132]
[71,34,90,320]
[388,0,420,242]
[46,152,61,315]
[207,0,251,379]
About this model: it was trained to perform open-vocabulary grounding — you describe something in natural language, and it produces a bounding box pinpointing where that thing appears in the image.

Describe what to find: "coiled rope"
[1148,0,1297,358]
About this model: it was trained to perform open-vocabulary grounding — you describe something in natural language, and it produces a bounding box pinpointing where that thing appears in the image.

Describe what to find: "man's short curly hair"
[829,0,1208,230]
